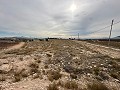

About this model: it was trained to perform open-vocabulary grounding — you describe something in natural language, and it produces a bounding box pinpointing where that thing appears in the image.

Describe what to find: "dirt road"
[8,42,25,50]
[0,42,25,54]
[76,41,120,59]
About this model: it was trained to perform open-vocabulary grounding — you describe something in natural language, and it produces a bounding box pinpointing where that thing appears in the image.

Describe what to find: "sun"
[70,3,77,12]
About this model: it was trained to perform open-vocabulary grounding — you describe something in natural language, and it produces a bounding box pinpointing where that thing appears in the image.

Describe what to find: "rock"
[0,59,9,65]
[0,64,11,73]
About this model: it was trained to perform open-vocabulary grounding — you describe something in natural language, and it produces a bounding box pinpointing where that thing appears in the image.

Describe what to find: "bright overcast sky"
[0,0,120,38]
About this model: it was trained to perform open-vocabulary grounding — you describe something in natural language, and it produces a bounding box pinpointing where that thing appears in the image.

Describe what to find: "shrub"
[70,73,77,79]
[21,70,29,77]
[32,73,40,79]
[0,75,5,81]
[64,80,78,90]
[29,62,39,74]
[46,53,52,57]
[30,68,39,75]
[110,72,119,80]
[87,81,109,90]
[47,70,62,82]
[13,74,21,82]
[29,62,39,68]
[47,82,59,90]
[36,60,41,63]
[93,67,100,75]
[44,65,49,69]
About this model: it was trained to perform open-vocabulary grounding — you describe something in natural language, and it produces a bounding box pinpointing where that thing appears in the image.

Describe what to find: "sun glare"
[70,3,77,12]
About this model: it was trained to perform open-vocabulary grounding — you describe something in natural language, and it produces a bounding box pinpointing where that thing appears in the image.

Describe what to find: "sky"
[0,0,120,38]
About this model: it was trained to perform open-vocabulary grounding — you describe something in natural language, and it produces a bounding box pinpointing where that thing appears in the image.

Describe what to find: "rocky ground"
[0,40,120,90]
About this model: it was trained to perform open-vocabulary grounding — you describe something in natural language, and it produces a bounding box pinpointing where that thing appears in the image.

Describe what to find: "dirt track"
[0,40,120,90]
[76,41,120,59]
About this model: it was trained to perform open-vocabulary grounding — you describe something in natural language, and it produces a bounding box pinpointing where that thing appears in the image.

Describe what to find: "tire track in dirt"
[0,42,25,54]
[75,41,120,59]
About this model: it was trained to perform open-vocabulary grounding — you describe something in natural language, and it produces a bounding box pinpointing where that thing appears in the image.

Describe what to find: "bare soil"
[0,41,19,50]
[0,40,120,90]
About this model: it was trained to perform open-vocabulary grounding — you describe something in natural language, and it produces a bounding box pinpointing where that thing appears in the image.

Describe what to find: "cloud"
[0,0,120,38]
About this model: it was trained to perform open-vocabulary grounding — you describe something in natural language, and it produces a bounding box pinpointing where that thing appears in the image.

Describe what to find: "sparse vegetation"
[47,82,59,90]
[0,39,120,90]
[110,72,120,80]
[44,65,49,69]
[47,70,62,82]
[93,67,100,76]
[0,75,6,81]
[64,80,78,89]
[21,70,29,77]
[70,73,77,79]
[87,81,109,90]
[13,75,21,82]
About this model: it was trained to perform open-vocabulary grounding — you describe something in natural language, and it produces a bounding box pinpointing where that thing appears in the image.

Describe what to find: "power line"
[81,20,120,36]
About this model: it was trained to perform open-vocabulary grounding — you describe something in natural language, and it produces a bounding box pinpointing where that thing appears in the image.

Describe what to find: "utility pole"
[108,19,114,46]
[78,33,79,40]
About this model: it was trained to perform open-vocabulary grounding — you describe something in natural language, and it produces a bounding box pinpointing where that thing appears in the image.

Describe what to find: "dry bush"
[0,75,6,81]
[44,65,49,69]
[19,57,23,61]
[93,67,100,76]
[47,70,62,82]
[70,73,77,79]
[29,62,39,68]
[47,82,59,90]
[21,69,29,77]
[35,59,41,63]
[46,53,52,57]
[0,70,7,74]
[113,58,120,62]
[110,72,120,80]
[42,69,46,75]
[32,73,40,79]
[30,68,39,75]
[13,74,21,82]
[11,68,30,82]
[64,80,78,90]
[12,68,23,82]
[87,81,109,90]
[29,62,39,74]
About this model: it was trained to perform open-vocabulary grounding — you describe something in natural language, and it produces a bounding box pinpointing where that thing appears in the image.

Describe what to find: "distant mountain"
[112,36,120,39]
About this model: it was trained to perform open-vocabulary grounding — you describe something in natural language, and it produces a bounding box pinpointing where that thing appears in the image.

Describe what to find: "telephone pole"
[78,33,79,40]
[108,19,114,46]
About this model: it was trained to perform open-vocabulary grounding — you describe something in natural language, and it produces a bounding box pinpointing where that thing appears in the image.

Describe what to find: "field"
[0,40,120,90]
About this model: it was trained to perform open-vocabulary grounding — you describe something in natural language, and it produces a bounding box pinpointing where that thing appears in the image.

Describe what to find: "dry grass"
[29,62,39,69]
[35,59,41,63]
[87,81,109,90]
[47,70,62,82]
[29,62,39,74]
[47,82,59,90]
[0,75,6,81]
[12,69,22,82]
[21,69,29,77]
[64,80,78,90]
[87,40,120,49]
[110,72,120,80]
[93,67,100,76]
[13,74,21,82]
[44,65,49,69]
[70,73,77,79]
